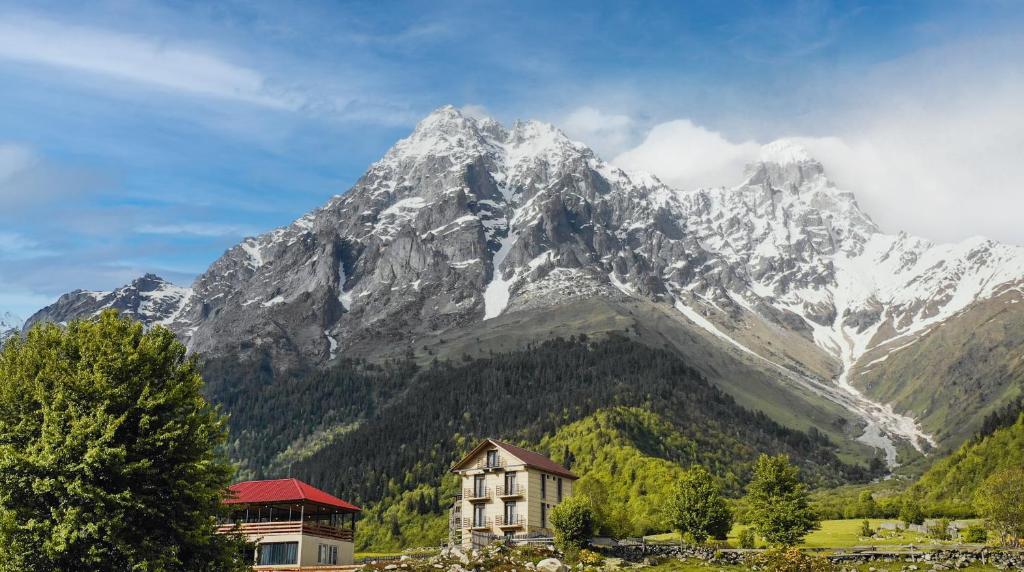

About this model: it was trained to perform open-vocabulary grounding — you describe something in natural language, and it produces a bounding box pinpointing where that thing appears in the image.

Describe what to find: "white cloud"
[0,14,297,109]
[136,223,259,237]
[0,231,57,260]
[614,119,760,191]
[561,106,636,158]
[604,36,1024,246]
[459,104,491,120]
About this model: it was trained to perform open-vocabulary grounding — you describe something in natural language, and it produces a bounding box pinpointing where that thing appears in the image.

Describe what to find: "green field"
[645,519,982,549]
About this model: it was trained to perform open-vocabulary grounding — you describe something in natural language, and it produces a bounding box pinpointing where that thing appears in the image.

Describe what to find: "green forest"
[202,335,888,549]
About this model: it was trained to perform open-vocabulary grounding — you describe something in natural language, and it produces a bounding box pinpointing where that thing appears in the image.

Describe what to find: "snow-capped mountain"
[24,274,190,330]
[28,106,1024,462]
[0,311,22,342]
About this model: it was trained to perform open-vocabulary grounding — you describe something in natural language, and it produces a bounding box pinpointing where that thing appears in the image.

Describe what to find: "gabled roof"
[451,438,578,479]
[225,478,360,512]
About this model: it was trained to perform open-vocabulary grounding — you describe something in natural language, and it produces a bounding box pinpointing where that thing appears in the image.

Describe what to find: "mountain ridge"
[24,105,1024,468]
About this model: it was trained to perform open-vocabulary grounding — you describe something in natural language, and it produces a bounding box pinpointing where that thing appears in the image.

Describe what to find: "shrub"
[576,549,604,566]
[550,495,596,555]
[860,520,874,537]
[929,518,951,541]
[738,527,757,549]
[752,547,835,572]
[962,525,987,543]
[899,499,925,526]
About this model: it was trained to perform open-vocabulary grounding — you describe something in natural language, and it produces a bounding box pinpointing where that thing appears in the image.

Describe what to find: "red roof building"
[226,478,361,512]
[218,478,360,569]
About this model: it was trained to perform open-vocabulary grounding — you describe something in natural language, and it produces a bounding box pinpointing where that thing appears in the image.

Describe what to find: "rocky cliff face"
[27,106,1024,462]
[24,274,190,330]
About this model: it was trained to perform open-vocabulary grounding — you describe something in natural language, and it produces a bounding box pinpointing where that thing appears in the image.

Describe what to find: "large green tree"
[667,465,732,544]
[975,468,1024,547]
[0,311,250,571]
[745,454,819,546]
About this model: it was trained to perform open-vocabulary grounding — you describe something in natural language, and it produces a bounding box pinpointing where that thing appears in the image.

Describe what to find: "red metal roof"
[225,478,360,512]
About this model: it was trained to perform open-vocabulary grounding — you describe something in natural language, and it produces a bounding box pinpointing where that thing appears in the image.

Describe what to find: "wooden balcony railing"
[216,521,354,542]
[496,484,525,497]
[495,515,525,528]
[464,487,492,500]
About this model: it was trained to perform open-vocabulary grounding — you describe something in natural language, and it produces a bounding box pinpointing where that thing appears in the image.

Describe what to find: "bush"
[962,525,987,543]
[738,527,757,549]
[929,518,951,541]
[550,495,596,555]
[860,520,874,537]
[576,549,604,566]
[752,547,835,572]
[899,499,925,526]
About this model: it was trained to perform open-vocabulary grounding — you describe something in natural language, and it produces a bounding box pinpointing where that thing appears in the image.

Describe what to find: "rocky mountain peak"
[743,139,827,191]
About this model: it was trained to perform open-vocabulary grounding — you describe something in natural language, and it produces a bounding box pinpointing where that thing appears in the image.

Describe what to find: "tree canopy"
[0,311,249,571]
[667,465,732,544]
[745,454,819,546]
[975,467,1024,547]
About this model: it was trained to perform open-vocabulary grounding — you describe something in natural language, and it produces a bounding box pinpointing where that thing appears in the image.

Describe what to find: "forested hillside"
[203,335,883,549]
[911,411,1024,513]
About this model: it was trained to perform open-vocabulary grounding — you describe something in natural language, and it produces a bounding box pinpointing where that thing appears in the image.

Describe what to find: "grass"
[645,519,986,549]
[646,560,1005,572]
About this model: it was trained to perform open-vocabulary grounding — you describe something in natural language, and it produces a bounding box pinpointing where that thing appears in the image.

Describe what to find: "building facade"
[218,478,360,569]
[450,439,577,547]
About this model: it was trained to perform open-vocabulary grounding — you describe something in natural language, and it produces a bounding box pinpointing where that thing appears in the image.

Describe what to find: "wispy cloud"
[0,14,298,109]
[135,223,260,237]
[0,231,58,260]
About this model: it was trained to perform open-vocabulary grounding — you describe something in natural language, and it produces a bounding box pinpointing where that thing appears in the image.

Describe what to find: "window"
[318,544,339,565]
[486,450,498,467]
[541,503,548,528]
[541,475,547,499]
[258,542,298,566]
[504,501,517,524]
[504,472,516,492]
[473,475,485,497]
[557,477,563,501]
[473,504,485,527]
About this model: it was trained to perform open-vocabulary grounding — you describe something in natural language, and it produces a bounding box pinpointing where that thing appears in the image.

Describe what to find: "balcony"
[495,515,525,528]
[216,521,354,542]
[463,518,491,530]
[463,487,492,501]
[496,484,525,498]
[475,456,505,470]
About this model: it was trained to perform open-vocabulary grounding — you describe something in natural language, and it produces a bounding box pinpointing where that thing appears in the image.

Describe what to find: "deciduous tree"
[975,467,1024,547]
[667,465,732,544]
[745,454,819,546]
[0,311,250,571]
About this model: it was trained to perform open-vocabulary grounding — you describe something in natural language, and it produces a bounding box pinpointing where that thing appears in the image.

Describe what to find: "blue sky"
[1,0,1023,317]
